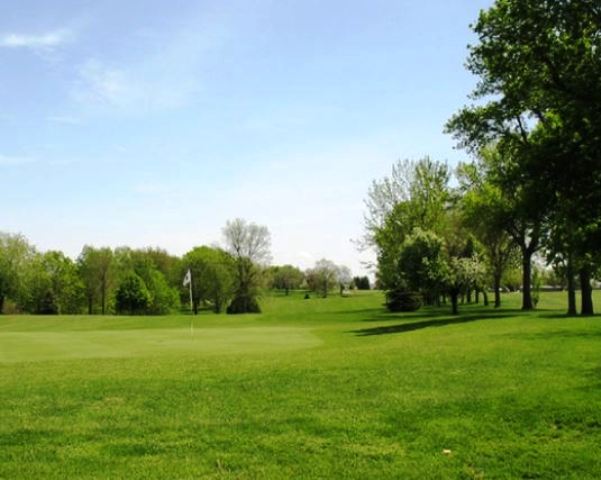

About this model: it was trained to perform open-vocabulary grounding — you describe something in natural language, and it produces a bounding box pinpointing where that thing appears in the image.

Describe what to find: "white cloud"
[0,29,72,51]
[71,22,227,114]
[47,115,81,125]
[72,56,201,112]
[0,155,35,167]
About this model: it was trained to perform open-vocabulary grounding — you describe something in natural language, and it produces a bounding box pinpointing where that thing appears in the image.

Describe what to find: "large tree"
[367,157,451,291]
[457,160,519,308]
[222,219,271,314]
[446,0,601,311]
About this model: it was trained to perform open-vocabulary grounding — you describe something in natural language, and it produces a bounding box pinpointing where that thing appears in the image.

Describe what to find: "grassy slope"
[1,291,601,479]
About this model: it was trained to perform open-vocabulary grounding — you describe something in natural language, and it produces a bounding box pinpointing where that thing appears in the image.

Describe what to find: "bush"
[226,293,261,314]
[385,290,422,312]
[115,273,150,315]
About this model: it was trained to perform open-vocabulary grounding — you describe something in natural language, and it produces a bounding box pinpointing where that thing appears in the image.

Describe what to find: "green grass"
[1,291,601,479]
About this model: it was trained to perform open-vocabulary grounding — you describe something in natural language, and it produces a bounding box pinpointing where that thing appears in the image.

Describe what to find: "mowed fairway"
[1,292,601,479]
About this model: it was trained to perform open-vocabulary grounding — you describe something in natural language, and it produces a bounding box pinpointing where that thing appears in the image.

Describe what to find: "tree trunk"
[483,289,489,307]
[580,267,594,316]
[450,292,459,315]
[521,250,534,310]
[493,272,502,308]
[467,289,472,304]
[566,255,577,315]
[475,289,480,304]
[0,294,4,314]
[88,295,93,315]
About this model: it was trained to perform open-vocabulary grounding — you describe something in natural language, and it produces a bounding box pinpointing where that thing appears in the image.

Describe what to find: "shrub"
[385,289,422,312]
[226,293,261,314]
[115,273,150,315]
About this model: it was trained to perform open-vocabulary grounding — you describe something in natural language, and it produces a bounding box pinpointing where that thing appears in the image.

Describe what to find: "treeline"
[0,219,360,315]
[365,0,601,316]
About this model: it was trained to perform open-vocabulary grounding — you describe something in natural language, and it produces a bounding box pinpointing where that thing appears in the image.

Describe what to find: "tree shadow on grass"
[352,310,518,336]
[364,305,522,322]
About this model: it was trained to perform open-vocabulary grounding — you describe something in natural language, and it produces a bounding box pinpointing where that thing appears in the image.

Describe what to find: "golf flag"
[183,269,191,287]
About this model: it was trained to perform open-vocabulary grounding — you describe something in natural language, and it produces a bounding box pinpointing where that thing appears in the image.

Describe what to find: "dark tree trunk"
[450,292,459,315]
[467,289,472,304]
[88,295,93,315]
[521,251,534,311]
[566,255,577,315]
[475,289,480,304]
[493,272,502,308]
[580,267,594,316]
[285,287,290,296]
[0,294,4,314]
[483,289,489,307]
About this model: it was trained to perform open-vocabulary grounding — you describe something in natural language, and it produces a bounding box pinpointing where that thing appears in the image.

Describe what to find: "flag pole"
[189,271,194,336]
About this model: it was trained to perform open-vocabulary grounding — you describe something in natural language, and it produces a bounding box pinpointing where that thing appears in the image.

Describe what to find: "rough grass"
[1,290,601,479]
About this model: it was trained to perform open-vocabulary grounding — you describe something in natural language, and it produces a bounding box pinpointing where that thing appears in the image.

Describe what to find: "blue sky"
[0,0,492,275]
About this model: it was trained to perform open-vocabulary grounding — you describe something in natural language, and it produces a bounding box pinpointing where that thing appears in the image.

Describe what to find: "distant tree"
[113,247,179,315]
[115,273,150,315]
[222,219,271,314]
[182,246,235,314]
[77,246,115,314]
[0,233,35,313]
[353,276,371,290]
[139,247,182,290]
[21,251,85,314]
[336,265,353,295]
[20,253,56,314]
[269,265,304,295]
[306,259,339,298]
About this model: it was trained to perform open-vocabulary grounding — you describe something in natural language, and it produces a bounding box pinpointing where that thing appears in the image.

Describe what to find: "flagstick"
[189,273,194,336]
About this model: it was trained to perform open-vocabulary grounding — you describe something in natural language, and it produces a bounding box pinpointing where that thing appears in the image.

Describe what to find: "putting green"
[0,325,322,363]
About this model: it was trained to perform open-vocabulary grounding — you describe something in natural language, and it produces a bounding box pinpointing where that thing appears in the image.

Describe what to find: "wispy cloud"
[72,58,199,111]
[47,115,81,125]
[0,154,35,167]
[0,29,72,51]
[71,19,229,114]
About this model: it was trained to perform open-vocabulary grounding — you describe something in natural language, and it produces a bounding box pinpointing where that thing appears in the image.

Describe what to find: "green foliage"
[223,219,271,314]
[385,289,422,312]
[182,246,235,314]
[115,273,151,315]
[226,292,261,314]
[352,276,371,290]
[446,0,601,313]
[397,228,447,295]
[268,264,304,294]
[305,259,339,298]
[77,246,115,314]
[371,157,451,290]
[0,232,35,313]
[20,251,85,315]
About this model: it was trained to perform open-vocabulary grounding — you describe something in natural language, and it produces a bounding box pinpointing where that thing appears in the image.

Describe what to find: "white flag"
[183,269,191,287]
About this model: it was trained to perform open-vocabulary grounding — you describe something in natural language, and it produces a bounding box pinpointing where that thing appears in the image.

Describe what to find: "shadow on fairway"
[352,310,517,336]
